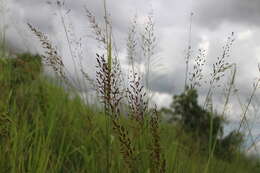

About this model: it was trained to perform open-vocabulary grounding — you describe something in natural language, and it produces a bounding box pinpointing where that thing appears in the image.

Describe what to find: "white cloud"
[238,30,253,40]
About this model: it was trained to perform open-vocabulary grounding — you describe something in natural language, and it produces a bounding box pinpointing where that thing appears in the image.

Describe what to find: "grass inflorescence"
[0,0,260,173]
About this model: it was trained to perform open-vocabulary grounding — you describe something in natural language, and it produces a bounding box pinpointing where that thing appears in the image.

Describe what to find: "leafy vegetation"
[0,52,259,172]
[161,88,243,161]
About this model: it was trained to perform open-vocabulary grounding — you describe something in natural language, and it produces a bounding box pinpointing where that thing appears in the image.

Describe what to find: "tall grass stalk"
[235,93,259,153]
[205,64,236,173]
[21,1,260,172]
[0,0,7,57]
[127,15,138,75]
[141,11,156,94]
[184,12,194,89]
[238,78,260,132]
[203,33,235,109]
[56,1,85,92]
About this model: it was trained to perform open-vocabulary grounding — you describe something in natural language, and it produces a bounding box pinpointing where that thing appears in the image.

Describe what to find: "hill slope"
[0,53,259,172]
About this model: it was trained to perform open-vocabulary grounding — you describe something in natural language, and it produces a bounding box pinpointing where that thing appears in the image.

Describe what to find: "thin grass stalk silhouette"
[86,1,114,171]
[235,89,259,153]
[56,1,89,93]
[203,33,235,109]
[237,78,260,151]
[27,23,71,84]
[184,12,194,90]
[127,15,138,75]
[207,64,237,159]
[204,34,235,173]
[141,11,156,93]
[221,63,236,117]
[57,2,78,80]
[238,78,260,132]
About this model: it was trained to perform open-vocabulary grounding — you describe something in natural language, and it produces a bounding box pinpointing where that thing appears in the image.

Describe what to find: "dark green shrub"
[161,89,243,160]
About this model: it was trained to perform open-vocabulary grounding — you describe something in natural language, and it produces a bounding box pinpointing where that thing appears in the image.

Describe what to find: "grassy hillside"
[0,54,259,172]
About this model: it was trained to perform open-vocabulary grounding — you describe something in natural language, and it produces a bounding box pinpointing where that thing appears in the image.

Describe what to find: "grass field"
[0,53,259,173]
[1,1,260,172]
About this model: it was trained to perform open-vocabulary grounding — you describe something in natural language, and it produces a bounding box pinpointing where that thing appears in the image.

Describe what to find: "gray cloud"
[194,0,260,30]
[2,0,260,114]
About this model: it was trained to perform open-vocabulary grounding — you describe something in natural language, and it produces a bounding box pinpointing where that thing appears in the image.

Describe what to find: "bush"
[161,88,243,160]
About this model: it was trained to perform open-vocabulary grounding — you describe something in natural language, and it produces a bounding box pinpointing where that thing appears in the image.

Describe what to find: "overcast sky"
[2,0,260,148]
[3,0,260,107]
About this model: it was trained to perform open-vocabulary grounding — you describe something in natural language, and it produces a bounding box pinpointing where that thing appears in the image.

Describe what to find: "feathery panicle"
[112,119,135,171]
[85,7,107,45]
[27,23,67,82]
[127,15,138,73]
[204,33,235,109]
[96,53,123,117]
[150,106,166,173]
[189,49,206,89]
[210,33,235,86]
[141,11,156,90]
[126,71,148,124]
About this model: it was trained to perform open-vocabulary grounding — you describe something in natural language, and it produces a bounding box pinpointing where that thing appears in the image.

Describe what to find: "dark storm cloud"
[194,0,260,30]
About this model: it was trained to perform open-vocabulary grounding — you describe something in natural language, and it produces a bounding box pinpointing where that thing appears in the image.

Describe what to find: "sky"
[2,0,260,152]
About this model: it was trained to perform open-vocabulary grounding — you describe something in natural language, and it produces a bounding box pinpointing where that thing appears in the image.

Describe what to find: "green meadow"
[1,1,260,172]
